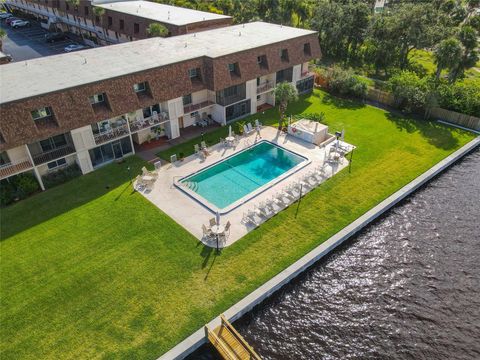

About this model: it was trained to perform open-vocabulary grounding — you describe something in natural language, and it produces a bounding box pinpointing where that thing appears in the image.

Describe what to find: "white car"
[0,13,13,19]
[64,44,86,52]
[10,19,30,28]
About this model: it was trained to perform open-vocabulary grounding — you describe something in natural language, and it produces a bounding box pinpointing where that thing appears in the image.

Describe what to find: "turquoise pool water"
[180,141,307,210]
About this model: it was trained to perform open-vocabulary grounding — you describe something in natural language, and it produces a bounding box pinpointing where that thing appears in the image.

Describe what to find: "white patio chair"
[247,123,253,133]
[202,224,214,239]
[170,154,177,163]
[194,144,200,154]
[201,141,207,150]
[154,161,162,171]
[255,119,262,128]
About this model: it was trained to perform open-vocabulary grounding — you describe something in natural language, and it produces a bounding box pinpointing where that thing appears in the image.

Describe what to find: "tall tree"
[433,37,463,81]
[448,25,479,83]
[147,23,169,37]
[274,82,298,129]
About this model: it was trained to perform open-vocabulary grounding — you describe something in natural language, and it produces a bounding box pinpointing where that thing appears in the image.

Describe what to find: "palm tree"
[433,37,463,81]
[92,6,107,44]
[147,23,169,38]
[274,82,298,129]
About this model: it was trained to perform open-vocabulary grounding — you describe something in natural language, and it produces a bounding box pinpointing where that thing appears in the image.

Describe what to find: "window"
[31,106,52,121]
[84,6,89,16]
[303,42,311,56]
[142,104,160,119]
[257,95,261,101]
[133,82,146,93]
[134,23,139,33]
[228,62,240,76]
[188,69,198,79]
[89,93,105,105]
[183,94,192,105]
[0,151,11,167]
[257,55,267,68]
[119,19,124,30]
[280,48,289,62]
[107,16,112,27]
[39,134,67,152]
[47,157,67,170]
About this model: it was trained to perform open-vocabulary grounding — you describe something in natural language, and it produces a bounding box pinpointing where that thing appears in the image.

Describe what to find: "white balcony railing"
[257,81,274,94]
[0,159,33,180]
[93,124,129,145]
[129,112,169,133]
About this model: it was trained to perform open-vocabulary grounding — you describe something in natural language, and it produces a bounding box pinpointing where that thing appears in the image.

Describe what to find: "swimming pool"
[178,141,308,213]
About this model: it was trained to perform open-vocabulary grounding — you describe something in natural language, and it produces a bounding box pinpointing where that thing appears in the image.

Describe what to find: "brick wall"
[0,34,320,151]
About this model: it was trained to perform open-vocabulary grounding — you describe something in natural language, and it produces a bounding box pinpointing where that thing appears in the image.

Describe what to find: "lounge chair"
[255,202,274,218]
[247,123,253,133]
[141,166,149,176]
[241,210,260,227]
[243,124,250,135]
[154,160,162,171]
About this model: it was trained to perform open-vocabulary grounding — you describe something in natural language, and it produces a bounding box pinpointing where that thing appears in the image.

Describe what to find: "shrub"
[293,112,326,123]
[388,71,430,113]
[0,180,16,207]
[324,66,368,99]
[11,173,40,199]
[436,81,480,117]
[42,163,82,189]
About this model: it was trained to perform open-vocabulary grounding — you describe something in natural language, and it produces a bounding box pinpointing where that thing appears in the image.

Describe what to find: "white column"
[24,145,45,191]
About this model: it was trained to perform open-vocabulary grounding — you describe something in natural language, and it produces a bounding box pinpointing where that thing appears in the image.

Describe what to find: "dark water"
[188,148,480,360]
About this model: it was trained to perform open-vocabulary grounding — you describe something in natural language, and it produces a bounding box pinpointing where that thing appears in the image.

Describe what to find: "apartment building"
[4,0,232,45]
[0,22,320,190]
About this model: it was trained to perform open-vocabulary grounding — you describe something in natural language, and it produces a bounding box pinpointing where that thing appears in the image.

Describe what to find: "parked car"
[64,44,86,52]
[10,19,30,28]
[45,32,67,43]
[5,17,19,25]
[0,12,13,19]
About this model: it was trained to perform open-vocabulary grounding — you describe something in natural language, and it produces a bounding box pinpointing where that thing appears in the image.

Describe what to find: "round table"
[210,224,225,253]
[211,224,225,235]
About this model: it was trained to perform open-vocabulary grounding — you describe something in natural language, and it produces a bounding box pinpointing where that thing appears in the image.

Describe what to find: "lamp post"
[127,166,133,188]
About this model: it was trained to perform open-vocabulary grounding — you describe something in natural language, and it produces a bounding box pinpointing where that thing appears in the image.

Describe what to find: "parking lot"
[0,19,86,62]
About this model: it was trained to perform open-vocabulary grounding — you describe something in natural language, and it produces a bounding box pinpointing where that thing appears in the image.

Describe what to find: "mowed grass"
[0,90,475,359]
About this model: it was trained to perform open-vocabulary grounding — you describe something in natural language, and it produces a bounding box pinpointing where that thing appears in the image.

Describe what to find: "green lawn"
[0,90,475,359]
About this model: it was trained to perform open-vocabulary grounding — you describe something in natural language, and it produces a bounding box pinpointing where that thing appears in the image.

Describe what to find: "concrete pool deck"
[139,126,352,247]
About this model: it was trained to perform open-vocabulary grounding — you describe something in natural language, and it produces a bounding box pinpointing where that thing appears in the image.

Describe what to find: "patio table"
[211,224,225,253]
[226,136,235,145]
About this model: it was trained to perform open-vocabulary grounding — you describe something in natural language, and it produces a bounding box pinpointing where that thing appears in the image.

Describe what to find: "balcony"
[257,82,274,94]
[300,71,315,79]
[0,159,33,180]
[129,112,169,133]
[184,99,215,114]
[31,145,75,166]
[93,123,129,145]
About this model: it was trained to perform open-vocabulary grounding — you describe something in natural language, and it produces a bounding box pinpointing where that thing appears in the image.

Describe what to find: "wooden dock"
[205,315,262,360]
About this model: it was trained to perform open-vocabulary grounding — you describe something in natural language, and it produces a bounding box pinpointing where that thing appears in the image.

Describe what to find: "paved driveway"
[0,20,83,61]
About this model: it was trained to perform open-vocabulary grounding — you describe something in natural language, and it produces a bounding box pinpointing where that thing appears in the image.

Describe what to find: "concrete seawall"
[158,136,480,360]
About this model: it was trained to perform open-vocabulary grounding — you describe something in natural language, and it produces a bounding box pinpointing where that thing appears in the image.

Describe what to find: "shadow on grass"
[321,93,366,110]
[0,157,148,241]
[199,243,220,281]
[386,113,460,150]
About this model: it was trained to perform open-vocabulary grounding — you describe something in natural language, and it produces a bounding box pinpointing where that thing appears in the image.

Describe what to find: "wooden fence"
[428,107,480,131]
[366,88,396,107]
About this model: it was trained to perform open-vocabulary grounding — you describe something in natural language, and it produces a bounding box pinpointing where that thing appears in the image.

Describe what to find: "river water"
[188,148,480,360]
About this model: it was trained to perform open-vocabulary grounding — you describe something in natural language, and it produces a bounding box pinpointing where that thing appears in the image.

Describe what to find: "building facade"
[4,0,232,45]
[0,22,320,190]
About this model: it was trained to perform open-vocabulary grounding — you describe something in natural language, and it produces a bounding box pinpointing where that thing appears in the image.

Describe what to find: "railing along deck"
[31,145,75,165]
[93,124,129,145]
[184,100,215,114]
[256,82,274,94]
[0,160,33,179]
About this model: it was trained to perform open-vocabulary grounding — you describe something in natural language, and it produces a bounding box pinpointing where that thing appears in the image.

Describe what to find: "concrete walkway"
[138,126,352,247]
